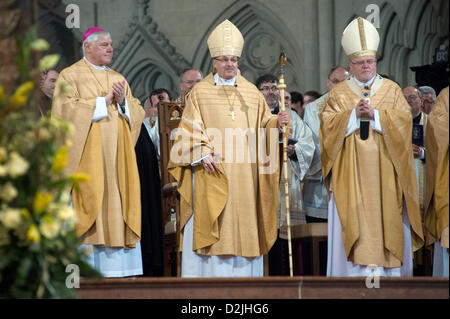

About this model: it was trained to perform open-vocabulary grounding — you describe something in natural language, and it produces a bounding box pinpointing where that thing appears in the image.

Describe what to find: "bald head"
[326,66,348,90]
[402,86,422,118]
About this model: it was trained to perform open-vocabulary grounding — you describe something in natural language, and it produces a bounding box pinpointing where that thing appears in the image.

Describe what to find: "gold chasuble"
[320,75,424,267]
[168,73,280,257]
[424,86,449,248]
[52,59,145,249]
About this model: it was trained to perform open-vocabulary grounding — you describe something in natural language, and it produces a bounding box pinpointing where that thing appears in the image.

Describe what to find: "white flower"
[38,128,51,141]
[0,165,7,177]
[57,205,75,223]
[0,208,22,229]
[39,216,61,239]
[7,152,29,178]
[0,182,18,202]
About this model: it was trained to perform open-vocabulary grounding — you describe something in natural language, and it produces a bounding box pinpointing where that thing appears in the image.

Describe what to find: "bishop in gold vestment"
[52,28,145,277]
[424,86,449,277]
[168,20,289,277]
[320,18,424,277]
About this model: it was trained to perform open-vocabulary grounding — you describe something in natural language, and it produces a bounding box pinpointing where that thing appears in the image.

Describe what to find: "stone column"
[301,0,319,92]
[317,0,335,93]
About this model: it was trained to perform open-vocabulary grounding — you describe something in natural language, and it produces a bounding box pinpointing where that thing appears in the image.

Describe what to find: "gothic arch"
[127,58,178,103]
[37,6,82,70]
[191,0,303,90]
[338,0,446,87]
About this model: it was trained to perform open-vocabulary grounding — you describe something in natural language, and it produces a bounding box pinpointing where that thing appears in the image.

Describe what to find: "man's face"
[40,70,59,98]
[303,94,316,106]
[326,68,348,90]
[147,92,170,117]
[284,90,291,108]
[403,86,422,117]
[349,56,377,83]
[212,55,238,80]
[421,93,435,114]
[259,81,279,109]
[179,70,202,95]
[84,36,113,66]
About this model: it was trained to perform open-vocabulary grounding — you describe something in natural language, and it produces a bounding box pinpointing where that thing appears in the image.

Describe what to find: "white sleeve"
[117,97,131,123]
[345,108,360,137]
[191,154,211,166]
[92,97,108,122]
[370,109,382,133]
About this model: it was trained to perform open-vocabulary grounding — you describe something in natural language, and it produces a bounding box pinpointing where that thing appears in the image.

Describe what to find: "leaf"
[39,54,60,71]
[0,85,5,104]
[30,39,50,52]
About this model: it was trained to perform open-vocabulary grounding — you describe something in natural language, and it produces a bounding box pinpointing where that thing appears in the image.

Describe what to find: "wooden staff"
[277,52,293,277]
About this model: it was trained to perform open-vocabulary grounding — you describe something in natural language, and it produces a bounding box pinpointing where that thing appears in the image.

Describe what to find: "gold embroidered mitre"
[207,19,244,58]
[341,17,379,60]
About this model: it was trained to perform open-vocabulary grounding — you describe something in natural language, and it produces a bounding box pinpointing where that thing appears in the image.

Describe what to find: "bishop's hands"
[277,111,290,127]
[202,153,219,174]
[355,99,374,119]
[105,80,126,105]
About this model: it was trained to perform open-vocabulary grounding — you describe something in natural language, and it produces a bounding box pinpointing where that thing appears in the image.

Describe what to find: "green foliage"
[0,28,101,299]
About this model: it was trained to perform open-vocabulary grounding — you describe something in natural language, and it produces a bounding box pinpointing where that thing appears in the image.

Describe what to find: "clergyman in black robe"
[135,124,164,276]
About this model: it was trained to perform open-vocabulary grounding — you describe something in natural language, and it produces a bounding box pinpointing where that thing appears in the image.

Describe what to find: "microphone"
[360,86,370,140]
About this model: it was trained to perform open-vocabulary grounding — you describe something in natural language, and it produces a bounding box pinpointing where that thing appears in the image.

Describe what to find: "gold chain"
[84,59,110,97]
[218,77,237,120]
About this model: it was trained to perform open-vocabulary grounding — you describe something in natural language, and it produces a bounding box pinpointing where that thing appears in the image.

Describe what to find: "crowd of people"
[42,17,448,279]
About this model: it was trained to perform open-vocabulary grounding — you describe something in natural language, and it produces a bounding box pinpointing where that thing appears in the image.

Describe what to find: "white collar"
[214,73,236,86]
[353,75,376,87]
[84,56,108,70]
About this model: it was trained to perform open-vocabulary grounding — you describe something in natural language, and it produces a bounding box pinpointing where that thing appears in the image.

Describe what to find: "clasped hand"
[105,80,126,105]
[355,99,374,119]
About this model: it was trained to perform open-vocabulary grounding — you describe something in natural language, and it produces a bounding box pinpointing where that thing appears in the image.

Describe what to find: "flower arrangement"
[0,29,100,299]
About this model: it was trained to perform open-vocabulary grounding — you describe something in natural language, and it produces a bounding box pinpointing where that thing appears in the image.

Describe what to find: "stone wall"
[37,0,448,102]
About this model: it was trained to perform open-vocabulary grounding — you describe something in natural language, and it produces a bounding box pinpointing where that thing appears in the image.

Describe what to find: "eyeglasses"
[214,57,239,64]
[327,77,342,84]
[260,86,278,92]
[350,59,377,66]
[405,95,419,100]
[182,79,202,85]
[423,99,434,104]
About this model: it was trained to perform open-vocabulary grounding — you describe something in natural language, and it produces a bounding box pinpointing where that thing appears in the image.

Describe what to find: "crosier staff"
[277,52,293,277]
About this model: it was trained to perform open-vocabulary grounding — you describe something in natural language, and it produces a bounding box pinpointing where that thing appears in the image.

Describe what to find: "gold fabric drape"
[320,75,424,267]
[168,73,280,257]
[424,86,449,248]
[52,59,145,248]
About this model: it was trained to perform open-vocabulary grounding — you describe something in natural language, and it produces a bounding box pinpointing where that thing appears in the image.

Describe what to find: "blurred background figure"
[39,68,59,116]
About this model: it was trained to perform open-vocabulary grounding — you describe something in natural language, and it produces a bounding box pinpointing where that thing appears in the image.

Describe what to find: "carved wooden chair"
[158,93,187,277]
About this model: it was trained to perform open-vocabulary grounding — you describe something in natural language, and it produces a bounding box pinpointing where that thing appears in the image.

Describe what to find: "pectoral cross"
[230,110,235,121]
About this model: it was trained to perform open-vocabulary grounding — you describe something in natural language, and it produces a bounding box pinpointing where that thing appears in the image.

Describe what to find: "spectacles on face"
[327,77,341,84]
[350,59,377,66]
[260,86,278,92]
[182,79,202,85]
[214,57,239,64]
[423,99,434,104]
[405,95,419,100]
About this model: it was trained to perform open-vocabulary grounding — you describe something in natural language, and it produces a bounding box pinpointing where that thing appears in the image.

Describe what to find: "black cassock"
[135,124,164,277]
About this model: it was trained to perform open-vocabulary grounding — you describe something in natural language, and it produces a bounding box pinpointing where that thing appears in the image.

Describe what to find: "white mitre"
[341,17,380,60]
[207,19,244,58]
